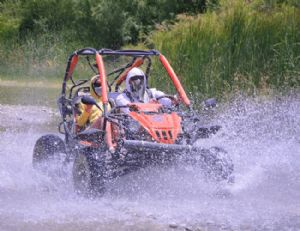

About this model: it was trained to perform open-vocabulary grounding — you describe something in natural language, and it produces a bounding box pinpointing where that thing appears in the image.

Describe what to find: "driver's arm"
[76,103,102,127]
[115,93,130,113]
[152,89,172,107]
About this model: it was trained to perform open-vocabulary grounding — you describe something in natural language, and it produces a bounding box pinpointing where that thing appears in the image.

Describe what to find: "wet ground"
[0,81,300,231]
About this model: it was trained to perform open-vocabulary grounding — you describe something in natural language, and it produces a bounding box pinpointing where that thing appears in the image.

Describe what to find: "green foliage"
[149,0,300,99]
[0,0,22,40]
[19,0,75,35]
[252,0,300,8]
[3,0,207,49]
[0,32,76,79]
[0,0,208,79]
[0,0,299,99]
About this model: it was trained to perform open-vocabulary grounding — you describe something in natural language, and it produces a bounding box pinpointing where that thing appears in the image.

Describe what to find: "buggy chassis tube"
[116,57,144,87]
[123,140,200,153]
[62,48,113,150]
[62,48,109,112]
[159,54,191,107]
[95,53,108,105]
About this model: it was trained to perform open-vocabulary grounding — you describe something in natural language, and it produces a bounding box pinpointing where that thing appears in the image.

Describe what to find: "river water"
[0,83,299,231]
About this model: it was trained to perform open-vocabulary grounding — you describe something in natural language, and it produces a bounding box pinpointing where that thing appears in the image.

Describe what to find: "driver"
[115,67,172,113]
[75,75,105,129]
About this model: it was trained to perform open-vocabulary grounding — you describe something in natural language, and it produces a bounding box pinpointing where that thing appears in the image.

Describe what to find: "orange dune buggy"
[32,48,234,195]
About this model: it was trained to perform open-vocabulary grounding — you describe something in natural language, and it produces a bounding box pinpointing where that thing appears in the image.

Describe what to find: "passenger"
[75,75,105,130]
[115,67,172,113]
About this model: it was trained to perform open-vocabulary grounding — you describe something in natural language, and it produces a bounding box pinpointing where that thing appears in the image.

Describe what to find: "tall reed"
[149,0,300,99]
[0,33,77,80]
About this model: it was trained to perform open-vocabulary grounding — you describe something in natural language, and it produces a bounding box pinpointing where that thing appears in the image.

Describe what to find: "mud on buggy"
[32,48,234,196]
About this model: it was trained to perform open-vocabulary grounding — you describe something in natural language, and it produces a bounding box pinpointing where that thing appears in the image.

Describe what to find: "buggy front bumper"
[123,140,202,154]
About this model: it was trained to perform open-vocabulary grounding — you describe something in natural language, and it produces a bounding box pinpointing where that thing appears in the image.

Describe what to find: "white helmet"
[126,68,147,102]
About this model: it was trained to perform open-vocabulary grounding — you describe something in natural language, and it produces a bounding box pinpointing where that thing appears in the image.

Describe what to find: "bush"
[0,0,208,78]
[15,0,208,48]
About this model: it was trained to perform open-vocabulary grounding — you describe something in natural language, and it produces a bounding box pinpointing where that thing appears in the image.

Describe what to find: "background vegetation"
[150,0,300,98]
[0,0,299,99]
[0,0,206,78]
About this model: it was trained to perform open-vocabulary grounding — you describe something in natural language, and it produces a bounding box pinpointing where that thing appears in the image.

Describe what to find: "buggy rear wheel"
[32,134,66,171]
[72,148,106,196]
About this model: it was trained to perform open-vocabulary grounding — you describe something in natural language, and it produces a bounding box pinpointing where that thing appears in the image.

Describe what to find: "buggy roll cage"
[62,48,191,116]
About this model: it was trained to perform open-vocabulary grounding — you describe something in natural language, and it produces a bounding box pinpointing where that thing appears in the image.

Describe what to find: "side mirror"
[204,98,217,108]
[81,95,97,106]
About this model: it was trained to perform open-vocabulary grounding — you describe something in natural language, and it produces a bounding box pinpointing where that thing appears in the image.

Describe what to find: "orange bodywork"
[129,103,182,144]
[79,140,95,148]
[128,102,162,112]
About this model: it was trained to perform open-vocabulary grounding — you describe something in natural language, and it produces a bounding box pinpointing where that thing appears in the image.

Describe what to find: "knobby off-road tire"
[199,147,234,183]
[72,148,106,197]
[32,134,66,171]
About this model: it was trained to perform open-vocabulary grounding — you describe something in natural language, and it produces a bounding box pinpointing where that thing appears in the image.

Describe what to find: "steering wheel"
[155,94,179,107]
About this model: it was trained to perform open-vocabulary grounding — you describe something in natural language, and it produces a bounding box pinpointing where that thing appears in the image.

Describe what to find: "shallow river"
[0,83,299,231]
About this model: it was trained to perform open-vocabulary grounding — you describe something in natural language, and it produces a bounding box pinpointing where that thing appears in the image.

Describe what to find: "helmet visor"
[129,76,145,101]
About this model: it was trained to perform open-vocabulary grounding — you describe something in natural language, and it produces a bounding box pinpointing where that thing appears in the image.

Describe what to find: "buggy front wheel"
[72,148,106,196]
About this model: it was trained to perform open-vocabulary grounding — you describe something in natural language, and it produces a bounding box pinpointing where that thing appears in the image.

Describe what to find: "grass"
[0,32,76,80]
[147,0,300,100]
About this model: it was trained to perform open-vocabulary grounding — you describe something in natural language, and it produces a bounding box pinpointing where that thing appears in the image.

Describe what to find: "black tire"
[32,134,66,169]
[199,147,234,183]
[72,148,106,196]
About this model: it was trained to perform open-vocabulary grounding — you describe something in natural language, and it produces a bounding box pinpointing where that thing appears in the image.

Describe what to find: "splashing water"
[0,93,299,231]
